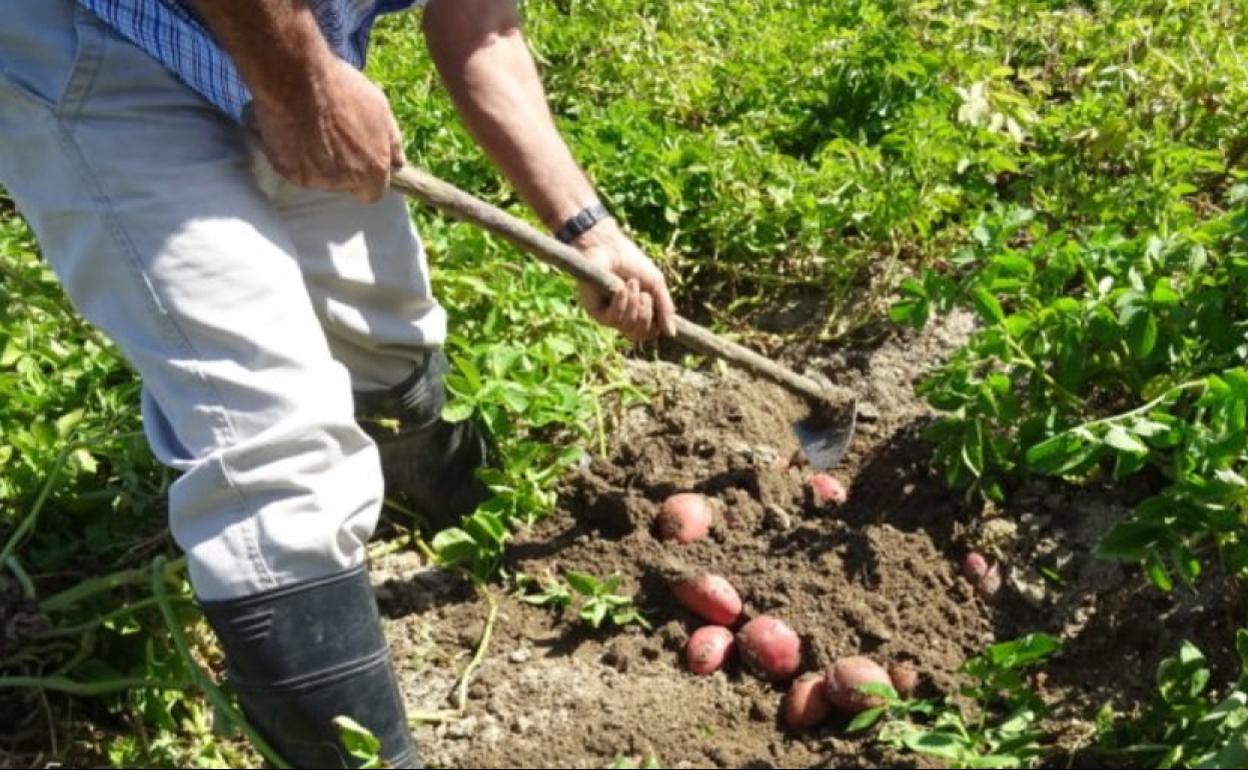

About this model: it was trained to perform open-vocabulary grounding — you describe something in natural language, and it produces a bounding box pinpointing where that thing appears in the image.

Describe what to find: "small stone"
[763,503,793,531]
[509,648,532,664]
[512,715,534,735]
[446,715,479,739]
[856,401,882,422]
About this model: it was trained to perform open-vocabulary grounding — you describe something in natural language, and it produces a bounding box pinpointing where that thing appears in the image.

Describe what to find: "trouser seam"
[49,110,277,592]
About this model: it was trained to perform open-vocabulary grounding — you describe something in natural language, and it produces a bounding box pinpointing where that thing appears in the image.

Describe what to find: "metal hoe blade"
[792,399,858,471]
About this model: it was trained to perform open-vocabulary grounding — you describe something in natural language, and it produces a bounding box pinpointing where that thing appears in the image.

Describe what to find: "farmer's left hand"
[572,220,677,343]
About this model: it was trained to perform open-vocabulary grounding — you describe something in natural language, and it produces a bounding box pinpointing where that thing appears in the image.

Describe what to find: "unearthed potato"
[807,473,848,505]
[962,551,989,581]
[782,672,831,729]
[656,492,714,544]
[686,626,735,675]
[824,656,891,713]
[888,660,919,698]
[671,572,743,626]
[962,552,1003,598]
[737,615,802,681]
[977,562,1003,598]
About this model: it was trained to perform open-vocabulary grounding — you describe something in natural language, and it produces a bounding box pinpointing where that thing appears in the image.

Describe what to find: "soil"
[370,311,1243,769]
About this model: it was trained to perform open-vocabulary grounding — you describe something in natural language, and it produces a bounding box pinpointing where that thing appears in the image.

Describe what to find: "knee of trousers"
[162,403,387,603]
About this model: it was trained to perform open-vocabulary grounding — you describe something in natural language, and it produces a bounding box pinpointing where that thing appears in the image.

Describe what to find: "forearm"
[187,0,334,110]
[423,0,599,232]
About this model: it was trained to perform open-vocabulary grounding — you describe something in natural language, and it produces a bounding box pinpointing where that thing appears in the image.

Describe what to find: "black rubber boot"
[200,566,418,769]
[354,350,493,533]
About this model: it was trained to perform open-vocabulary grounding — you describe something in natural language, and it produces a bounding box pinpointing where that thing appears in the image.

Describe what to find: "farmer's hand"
[572,220,677,342]
[250,58,404,204]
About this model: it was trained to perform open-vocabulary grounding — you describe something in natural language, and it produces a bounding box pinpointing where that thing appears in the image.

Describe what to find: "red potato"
[807,473,848,506]
[962,551,989,581]
[888,661,919,698]
[656,492,714,544]
[977,562,1003,598]
[686,626,735,675]
[782,672,831,729]
[962,552,1003,598]
[825,656,891,713]
[737,615,802,681]
[671,573,743,626]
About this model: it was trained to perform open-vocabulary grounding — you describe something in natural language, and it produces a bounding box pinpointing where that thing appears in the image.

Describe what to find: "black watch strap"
[555,202,613,244]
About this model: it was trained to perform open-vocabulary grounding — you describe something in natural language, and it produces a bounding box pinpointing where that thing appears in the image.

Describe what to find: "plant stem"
[452,586,499,712]
[409,709,460,725]
[37,596,183,639]
[1070,378,1207,432]
[150,556,291,770]
[0,675,188,696]
[4,556,36,599]
[40,556,187,614]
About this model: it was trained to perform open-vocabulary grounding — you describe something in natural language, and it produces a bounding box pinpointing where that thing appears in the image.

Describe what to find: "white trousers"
[0,0,447,600]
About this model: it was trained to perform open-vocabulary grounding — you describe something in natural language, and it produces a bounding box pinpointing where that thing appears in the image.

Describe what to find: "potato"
[824,656,891,713]
[962,551,989,581]
[807,473,848,505]
[962,552,1002,598]
[736,615,801,681]
[888,661,919,698]
[686,626,734,675]
[671,572,743,626]
[656,492,713,544]
[782,672,831,729]
[977,562,1002,598]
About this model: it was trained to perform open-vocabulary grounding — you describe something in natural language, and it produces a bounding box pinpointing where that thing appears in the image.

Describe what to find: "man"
[0,1,676,766]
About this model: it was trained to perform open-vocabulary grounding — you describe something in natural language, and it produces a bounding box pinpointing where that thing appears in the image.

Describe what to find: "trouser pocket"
[0,0,105,115]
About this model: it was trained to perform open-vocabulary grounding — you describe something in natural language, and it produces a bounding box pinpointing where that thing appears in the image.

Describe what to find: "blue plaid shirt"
[77,0,423,121]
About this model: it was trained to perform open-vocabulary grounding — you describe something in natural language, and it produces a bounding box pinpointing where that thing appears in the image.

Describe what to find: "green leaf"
[464,510,507,548]
[334,716,382,767]
[845,706,885,733]
[1126,310,1158,360]
[580,600,609,629]
[1151,278,1181,306]
[1146,552,1174,592]
[564,570,600,596]
[442,400,475,422]
[55,408,85,438]
[971,287,1007,325]
[984,633,1061,669]
[1098,520,1167,562]
[901,729,966,761]
[1025,433,1083,473]
[431,528,477,567]
[1105,424,1149,456]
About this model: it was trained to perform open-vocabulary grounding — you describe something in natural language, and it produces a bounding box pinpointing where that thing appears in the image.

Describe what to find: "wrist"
[569,216,624,252]
[555,202,615,246]
[250,48,338,115]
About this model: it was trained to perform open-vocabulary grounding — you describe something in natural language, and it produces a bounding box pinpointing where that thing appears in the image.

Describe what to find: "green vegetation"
[854,633,1060,768]
[3,0,1247,765]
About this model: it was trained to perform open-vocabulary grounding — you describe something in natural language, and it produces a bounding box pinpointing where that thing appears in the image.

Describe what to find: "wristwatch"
[555,202,613,244]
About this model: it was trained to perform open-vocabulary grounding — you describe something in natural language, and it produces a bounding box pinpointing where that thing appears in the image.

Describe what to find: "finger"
[650,270,677,337]
[626,280,653,341]
[633,290,655,341]
[604,283,631,328]
[389,118,407,169]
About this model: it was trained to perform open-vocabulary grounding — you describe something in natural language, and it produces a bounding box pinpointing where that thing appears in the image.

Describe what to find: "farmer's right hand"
[250,57,405,204]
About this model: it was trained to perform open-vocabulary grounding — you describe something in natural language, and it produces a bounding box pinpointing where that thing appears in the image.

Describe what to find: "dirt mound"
[371,311,1238,768]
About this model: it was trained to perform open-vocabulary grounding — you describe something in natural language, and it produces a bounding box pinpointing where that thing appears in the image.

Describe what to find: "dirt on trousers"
[370,310,1243,769]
